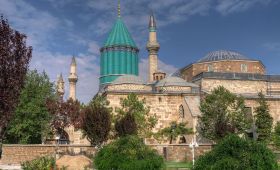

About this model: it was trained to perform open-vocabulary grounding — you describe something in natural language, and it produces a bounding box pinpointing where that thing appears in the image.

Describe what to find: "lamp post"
[189,137,199,166]
[54,134,60,170]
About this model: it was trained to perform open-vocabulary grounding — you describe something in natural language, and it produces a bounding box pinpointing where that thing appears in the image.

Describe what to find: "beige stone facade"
[181,60,265,82]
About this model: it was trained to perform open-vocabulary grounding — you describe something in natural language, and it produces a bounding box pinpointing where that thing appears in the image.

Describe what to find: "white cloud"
[216,0,271,15]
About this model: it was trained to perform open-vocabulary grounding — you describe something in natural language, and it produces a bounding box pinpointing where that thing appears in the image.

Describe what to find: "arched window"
[179,105,184,118]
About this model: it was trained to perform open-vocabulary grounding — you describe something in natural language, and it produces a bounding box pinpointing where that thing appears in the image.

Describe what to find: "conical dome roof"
[104,18,136,47]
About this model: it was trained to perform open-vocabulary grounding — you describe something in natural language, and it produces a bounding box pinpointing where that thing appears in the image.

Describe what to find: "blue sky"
[1,0,280,103]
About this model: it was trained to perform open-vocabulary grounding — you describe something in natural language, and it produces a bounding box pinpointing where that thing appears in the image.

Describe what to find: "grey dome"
[155,76,198,87]
[198,50,250,63]
[112,75,144,85]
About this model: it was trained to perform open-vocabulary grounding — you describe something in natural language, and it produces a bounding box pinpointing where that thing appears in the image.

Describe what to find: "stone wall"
[1,144,96,165]
[1,144,212,165]
[245,99,280,123]
[106,93,196,136]
[181,60,265,82]
[201,78,267,94]
[149,144,213,162]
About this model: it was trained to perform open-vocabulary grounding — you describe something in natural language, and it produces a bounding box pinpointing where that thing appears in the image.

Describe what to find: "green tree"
[194,135,278,170]
[81,95,111,147]
[273,121,280,149]
[198,86,250,142]
[254,92,273,142]
[114,93,157,138]
[156,121,192,144]
[5,70,55,144]
[95,135,164,170]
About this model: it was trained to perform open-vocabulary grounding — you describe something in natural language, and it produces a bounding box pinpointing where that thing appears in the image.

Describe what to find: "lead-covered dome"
[197,50,250,63]
[155,76,198,87]
[112,75,144,85]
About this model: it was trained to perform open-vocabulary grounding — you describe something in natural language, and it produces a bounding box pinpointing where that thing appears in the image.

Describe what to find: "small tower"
[68,56,78,100]
[56,73,65,101]
[147,12,160,82]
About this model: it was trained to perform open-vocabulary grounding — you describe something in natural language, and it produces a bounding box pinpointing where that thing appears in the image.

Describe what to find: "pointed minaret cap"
[58,73,64,82]
[149,12,156,31]
[71,56,77,66]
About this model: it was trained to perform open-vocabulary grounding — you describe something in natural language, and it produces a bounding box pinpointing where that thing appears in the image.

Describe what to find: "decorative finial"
[118,0,121,17]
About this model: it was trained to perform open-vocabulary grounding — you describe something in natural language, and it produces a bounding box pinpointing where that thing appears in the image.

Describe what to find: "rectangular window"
[208,64,213,72]
[241,64,248,73]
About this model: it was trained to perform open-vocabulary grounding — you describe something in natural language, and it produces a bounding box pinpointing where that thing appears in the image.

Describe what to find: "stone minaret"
[56,73,65,102]
[147,12,160,82]
[68,56,78,100]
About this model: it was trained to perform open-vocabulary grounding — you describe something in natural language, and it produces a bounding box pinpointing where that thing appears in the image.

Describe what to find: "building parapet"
[193,72,280,82]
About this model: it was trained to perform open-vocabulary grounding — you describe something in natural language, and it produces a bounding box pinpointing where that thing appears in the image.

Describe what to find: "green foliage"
[254,92,273,142]
[94,135,164,170]
[81,95,112,147]
[115,93,157,138]
[21,156,55,170]
[156,121,192,144]
[5,70,55,144]
[198,86,250,142]
[194,135,278,170]
[273,121,280,148]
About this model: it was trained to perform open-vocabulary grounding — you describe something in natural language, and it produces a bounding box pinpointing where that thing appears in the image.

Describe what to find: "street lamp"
[189,137,199,166]
[54,134,60,170]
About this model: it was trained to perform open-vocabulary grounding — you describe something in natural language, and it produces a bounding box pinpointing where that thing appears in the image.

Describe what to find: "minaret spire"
[118,0,121,17]
[56,73,65,102]
[68,56,78,100]
[147,12,160,82]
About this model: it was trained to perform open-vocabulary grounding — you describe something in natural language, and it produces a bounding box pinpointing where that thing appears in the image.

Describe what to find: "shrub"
[94,135,164,170]
[194,135,278,170]
[21,156,55,170]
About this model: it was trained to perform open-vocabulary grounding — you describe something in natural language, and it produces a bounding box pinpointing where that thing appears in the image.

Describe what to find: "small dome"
[112,75,144,85]
[198,50,250,63]
[155,76,198,87]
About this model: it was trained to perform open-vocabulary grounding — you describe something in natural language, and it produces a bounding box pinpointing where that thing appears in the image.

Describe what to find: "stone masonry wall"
[106,93,196,144]
[181,60,265,82]
[1,144,212,164]
[1,145,96,165]
[149,144,213,162]
[201,78,267,94]
[245,99,280,123]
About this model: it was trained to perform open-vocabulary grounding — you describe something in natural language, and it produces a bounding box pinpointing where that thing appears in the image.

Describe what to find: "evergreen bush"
[21,156,55,170]
[94,135,164,170]
[194,135,278,170]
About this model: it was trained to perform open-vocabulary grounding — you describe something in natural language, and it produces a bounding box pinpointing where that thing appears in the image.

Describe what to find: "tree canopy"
[114,93,157,138]
[0,15,32,140]
[254,92,273,142]
[198,86,251,142]
[81,95,111,147]
[5,70,54,144]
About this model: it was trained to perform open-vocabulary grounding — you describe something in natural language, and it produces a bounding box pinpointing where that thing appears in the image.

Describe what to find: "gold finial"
[118,0,121,17]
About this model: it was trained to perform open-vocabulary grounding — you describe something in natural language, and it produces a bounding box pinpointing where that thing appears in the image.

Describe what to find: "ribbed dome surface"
[198,50,249,63]
[112,75,144,85]
[104,18,136,47]
[155,76,198,87]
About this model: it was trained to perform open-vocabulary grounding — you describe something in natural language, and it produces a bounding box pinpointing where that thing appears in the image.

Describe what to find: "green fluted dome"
[104,18,136,47]
[99,17,139,85]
